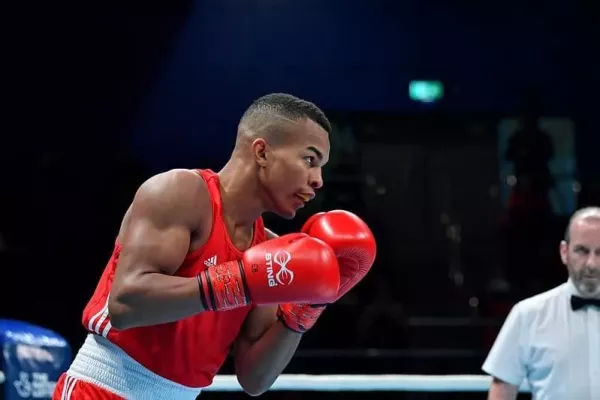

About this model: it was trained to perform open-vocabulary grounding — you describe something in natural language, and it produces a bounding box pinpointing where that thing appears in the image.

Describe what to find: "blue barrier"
[0,319,71,400]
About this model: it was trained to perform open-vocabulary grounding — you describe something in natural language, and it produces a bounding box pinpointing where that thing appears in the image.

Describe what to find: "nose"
[309,168,323,190]
[587,251,600,267]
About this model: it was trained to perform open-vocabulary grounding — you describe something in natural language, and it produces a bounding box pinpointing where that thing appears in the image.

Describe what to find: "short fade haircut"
[238,93,332,142]
[564,206,600,243]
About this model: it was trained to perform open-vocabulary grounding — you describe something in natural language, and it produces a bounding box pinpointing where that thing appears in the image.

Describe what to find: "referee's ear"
[559,240,568,266]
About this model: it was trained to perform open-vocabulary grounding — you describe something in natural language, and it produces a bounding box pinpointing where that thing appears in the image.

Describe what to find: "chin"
[274,208,296,220]
[576,280,600,297]
[271,202,297,220]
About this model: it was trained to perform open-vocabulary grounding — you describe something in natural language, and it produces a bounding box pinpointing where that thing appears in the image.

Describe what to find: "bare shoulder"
[114,169,212,278]
[122,169,211,234]
[138,169,208,204]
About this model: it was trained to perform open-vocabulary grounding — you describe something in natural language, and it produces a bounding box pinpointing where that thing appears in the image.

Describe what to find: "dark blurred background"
[1,1,596,399]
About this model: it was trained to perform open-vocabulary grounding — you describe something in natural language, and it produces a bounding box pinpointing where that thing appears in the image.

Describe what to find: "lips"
[295,193,313,203]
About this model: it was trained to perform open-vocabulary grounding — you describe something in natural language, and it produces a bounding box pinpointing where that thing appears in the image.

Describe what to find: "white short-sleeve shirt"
[482,280,600,400]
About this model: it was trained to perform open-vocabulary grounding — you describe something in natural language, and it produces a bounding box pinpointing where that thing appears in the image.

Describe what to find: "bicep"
[114,171,207,285]
[488,377,519,400]
[117,213,191,277]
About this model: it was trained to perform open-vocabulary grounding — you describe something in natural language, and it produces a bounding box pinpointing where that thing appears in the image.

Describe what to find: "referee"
[482,207,600,400]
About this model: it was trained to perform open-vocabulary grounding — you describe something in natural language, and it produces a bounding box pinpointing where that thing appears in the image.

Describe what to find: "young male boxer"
[52,93,376,399]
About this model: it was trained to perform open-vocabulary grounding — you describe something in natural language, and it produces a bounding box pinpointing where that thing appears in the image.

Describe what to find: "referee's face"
[561,217,600,298]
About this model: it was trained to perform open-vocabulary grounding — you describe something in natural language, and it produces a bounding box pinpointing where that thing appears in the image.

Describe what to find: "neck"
[217,155,265,227]
[577,290,600,300]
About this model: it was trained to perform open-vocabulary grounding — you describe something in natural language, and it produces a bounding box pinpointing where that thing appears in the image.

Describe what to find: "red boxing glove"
[198,233,340,312]
[278,211,376,333]
[302,210,376,299]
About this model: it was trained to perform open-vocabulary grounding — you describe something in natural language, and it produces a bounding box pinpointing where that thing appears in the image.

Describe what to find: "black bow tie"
[571,295,600,311]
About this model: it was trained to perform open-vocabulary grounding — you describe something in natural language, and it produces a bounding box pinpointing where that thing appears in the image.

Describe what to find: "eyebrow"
[573,245,593,252]
[307,146,324,161]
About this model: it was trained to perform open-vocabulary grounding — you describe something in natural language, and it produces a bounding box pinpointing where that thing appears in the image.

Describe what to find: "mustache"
[580,268,600,277]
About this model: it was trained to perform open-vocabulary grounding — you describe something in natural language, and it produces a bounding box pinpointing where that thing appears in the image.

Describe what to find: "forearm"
[487,379,519,400]
[109,272,204,329]
[235,320,302,396]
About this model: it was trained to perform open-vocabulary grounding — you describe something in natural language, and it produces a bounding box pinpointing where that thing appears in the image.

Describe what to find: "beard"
[571,266,600,298]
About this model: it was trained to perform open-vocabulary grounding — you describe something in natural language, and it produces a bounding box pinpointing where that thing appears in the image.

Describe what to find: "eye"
[303,156,315,166]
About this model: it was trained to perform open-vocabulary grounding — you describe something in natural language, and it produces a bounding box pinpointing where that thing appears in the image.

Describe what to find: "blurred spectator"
[503,90,558,295]
[505,113,555,224]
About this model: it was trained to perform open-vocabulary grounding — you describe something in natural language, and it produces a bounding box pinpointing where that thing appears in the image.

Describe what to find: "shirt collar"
[565,278,580,296]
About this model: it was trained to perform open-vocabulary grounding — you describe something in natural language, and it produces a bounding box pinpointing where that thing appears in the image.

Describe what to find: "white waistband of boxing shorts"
[67,334,203,400]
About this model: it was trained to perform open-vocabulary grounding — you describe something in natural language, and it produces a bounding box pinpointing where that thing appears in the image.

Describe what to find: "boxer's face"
[560,217,600,298]
[254,118,330,219]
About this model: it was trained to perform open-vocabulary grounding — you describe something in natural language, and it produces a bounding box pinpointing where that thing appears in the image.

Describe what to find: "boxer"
[52,93,376,399]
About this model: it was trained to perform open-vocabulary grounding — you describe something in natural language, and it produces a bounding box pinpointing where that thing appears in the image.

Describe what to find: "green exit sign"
[409,80,444,103]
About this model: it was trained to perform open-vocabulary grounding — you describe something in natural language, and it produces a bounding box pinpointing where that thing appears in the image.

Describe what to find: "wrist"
[197,261,251,311]
[277,303,326,333]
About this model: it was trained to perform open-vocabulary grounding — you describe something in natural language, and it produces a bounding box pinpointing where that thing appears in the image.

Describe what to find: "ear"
[251,138,269,168]
[559,240,568,265]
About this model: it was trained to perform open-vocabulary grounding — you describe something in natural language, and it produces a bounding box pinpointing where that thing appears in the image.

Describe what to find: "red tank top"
[81,169,267,387]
